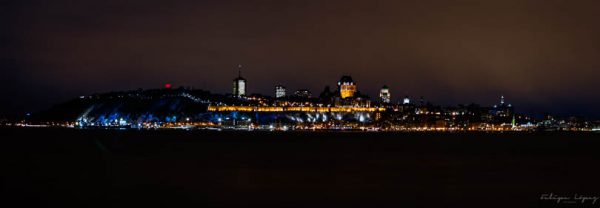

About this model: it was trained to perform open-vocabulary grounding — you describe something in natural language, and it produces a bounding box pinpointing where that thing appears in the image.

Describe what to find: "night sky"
[1,0,599,118]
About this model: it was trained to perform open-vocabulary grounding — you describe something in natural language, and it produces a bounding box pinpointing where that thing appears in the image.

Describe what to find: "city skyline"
[0,66,597,119]
[2,0,600,118]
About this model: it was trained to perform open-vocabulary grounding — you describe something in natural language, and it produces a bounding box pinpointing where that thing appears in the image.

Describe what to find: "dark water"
[1,128,599,208]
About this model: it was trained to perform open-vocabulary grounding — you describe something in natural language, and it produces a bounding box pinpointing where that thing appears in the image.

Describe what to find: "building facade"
[233,71,246,97]
[380,85,391,103]
[275,85,286,98]
[337,75,356,99]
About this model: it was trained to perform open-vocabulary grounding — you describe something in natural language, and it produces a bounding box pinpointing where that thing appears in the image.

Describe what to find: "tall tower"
[232,65,246,97]
[275,85,286,98]
[337,75,356,99]
[379,85,391,103]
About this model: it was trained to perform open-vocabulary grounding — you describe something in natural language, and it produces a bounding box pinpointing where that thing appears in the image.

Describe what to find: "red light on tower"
[165,83,172,89]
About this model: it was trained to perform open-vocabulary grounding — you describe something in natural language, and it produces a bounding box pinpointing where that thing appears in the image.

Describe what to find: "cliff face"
[30,89,212,123]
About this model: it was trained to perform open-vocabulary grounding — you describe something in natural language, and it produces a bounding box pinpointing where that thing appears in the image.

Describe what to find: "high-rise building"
[380,85,391,103]
[232,66,246,97]
[337,75,356,99]
[275,85,286,98]
[491,95,514,122]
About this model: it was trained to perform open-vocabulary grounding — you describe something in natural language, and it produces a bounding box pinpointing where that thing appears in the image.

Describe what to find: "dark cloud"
[1,0,599,117]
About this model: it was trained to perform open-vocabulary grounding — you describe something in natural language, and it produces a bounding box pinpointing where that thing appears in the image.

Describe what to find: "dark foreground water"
[1,128,599,208]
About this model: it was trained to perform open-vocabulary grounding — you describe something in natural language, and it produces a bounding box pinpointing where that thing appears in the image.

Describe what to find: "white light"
[238,81,245,96]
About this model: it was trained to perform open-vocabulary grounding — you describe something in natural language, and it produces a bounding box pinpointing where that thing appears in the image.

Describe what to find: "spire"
[233,64,246,81]
[501,95,505,105]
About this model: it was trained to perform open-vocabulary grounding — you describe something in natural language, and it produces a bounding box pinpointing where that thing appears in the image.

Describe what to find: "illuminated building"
[380,85,390,103]
[403,96,410,104]
[294,89,311,98]
[232,66,246,97]
[490,95,514,123]
[337,75,356,99]
[275,85,286,98]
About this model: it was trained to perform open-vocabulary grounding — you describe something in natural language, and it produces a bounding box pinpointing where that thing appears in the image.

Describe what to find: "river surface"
[1,128,599,207]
